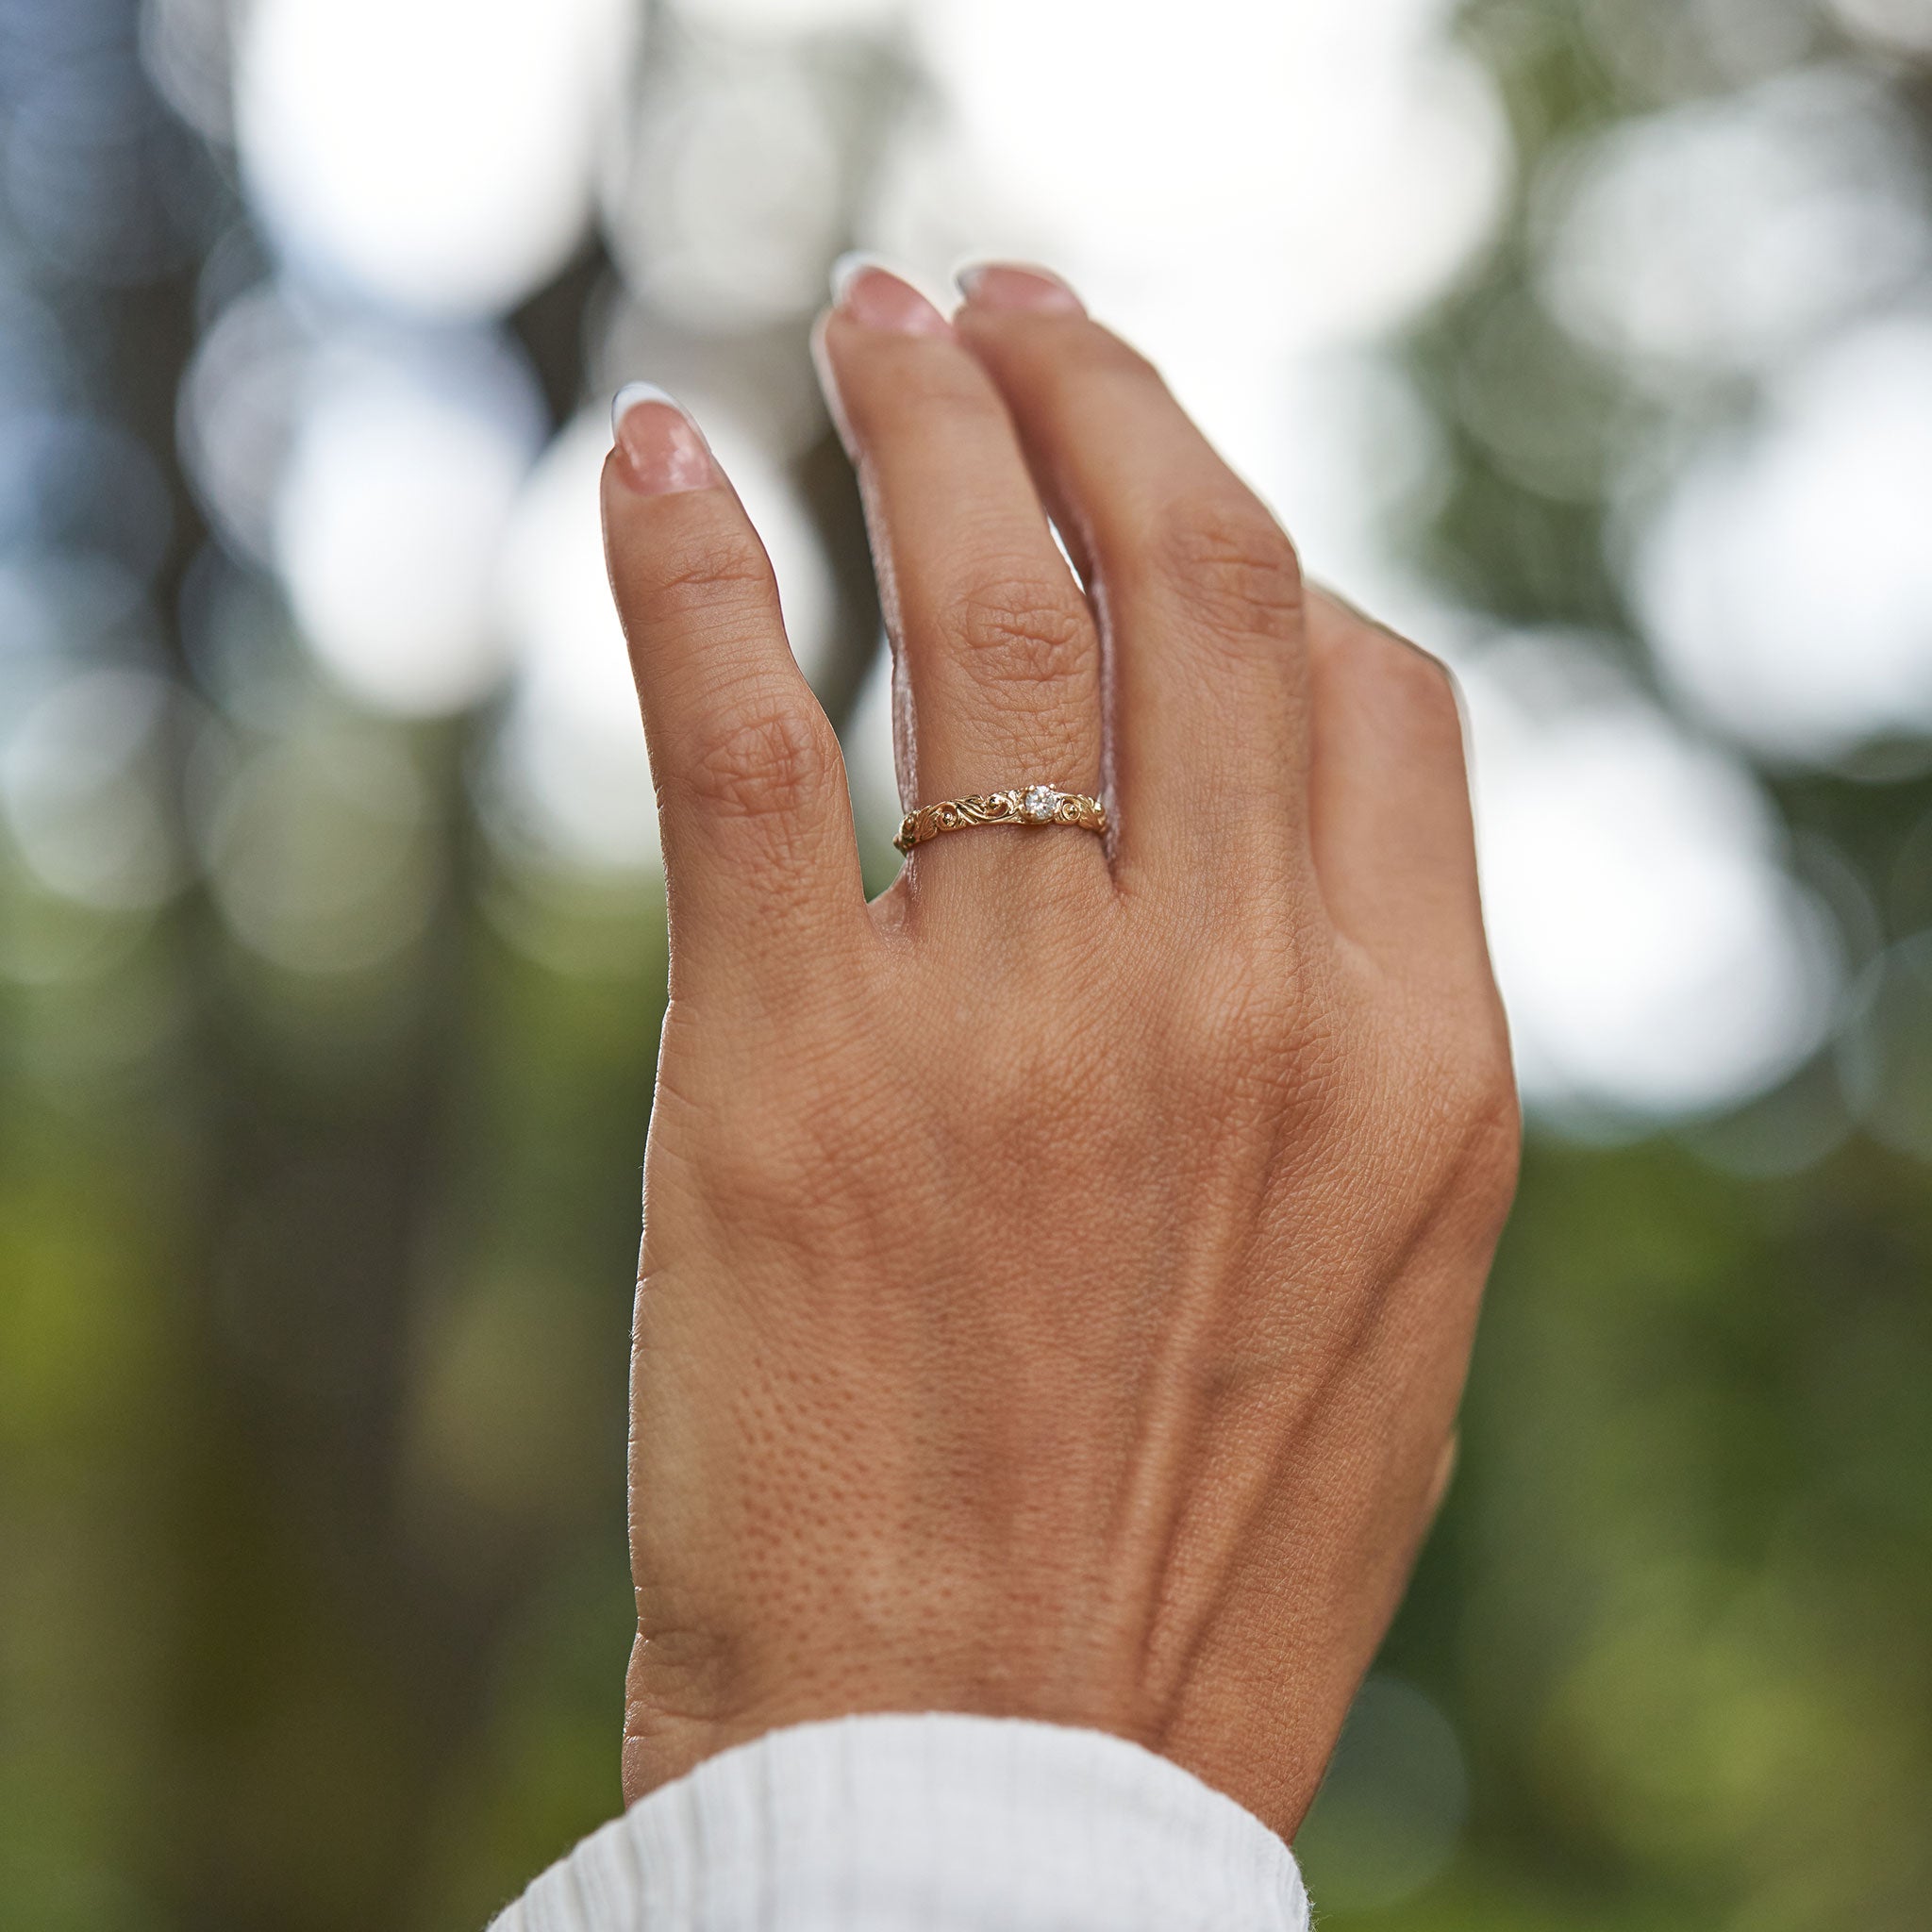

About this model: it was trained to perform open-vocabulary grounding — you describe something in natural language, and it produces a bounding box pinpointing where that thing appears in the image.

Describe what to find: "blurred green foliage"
[2,1,1929,1928]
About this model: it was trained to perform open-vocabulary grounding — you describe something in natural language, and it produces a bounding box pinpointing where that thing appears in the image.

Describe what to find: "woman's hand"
[600,261,1519,1840]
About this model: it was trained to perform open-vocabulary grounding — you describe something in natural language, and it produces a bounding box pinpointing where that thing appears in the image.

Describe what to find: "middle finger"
[954,264,1310,895]
[814,260,1106,895]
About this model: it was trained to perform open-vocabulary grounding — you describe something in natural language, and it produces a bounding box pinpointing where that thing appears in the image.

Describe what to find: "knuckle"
[949,570,1093,695]
[1463,1081,1524,1226]
[1433,1030,1523,1216]
[678,697,835,826]
[636,528,776,634]
[1062,322,1164,391]
[1179,929,1328,1092]
[949,1024,1105,1163]
[1357,631,1465,741]
[1158,495,1304,646]
[709,1111,848,1241]
[857,358,998,440]
[1454,1035,1520,1139]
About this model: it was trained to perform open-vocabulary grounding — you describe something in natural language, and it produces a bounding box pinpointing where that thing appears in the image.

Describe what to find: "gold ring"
[893,784,1108,856]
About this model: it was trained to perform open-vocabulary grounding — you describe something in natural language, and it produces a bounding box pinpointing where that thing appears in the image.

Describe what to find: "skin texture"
[600,261,1520,1841]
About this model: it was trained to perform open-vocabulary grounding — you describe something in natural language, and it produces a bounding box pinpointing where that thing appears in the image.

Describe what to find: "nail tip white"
[828,249,891,306]
[611,380,677,438]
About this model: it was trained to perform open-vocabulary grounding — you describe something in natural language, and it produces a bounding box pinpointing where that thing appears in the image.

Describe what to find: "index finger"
[602,386,869,990]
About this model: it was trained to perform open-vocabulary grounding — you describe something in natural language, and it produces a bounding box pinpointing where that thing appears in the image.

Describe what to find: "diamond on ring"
[892,785,1107,855]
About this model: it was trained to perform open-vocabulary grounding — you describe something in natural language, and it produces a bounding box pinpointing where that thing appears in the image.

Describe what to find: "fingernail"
[954,260,1084,316]
[828,252,950,336]
[610,383,719,496]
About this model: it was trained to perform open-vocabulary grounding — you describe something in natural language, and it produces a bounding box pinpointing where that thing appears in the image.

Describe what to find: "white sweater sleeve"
[487,1712,1309,1932]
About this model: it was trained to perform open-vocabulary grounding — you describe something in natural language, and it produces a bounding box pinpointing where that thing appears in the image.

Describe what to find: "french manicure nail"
[610,382,718,496]
[828,252,950,336]
[954,260,1084,316]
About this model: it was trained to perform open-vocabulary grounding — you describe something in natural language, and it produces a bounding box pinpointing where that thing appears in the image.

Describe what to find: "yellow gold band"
[893,785,1108,856]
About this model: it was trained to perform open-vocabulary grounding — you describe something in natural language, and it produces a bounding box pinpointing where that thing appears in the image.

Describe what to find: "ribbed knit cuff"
[490,1712,1308,1932]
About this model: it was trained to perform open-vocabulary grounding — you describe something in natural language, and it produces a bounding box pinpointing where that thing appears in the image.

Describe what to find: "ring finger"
[813,259,1106,899]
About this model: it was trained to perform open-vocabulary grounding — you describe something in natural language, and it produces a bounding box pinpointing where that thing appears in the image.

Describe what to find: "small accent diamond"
[1020,785,1059,824]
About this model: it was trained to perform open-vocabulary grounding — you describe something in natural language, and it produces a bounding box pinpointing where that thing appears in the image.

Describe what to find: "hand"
[600,261,1519,1839]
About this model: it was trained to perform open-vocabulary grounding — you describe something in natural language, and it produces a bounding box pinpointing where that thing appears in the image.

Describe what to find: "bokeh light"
[2,0,218,284]
[274,328,546,717]
[0,411,174,587]
[178,279,313,567]
[235,0,635,316]
[1830,0,1932,55]
[1839,932,1932,1158]
[1463,635,1840,1117]
[1541,64,1929,380]
[1294,1675,1470,1913]
[1635,315,1932,764]
[0,668,186,912]
[603,60,845,330]
[200,721,438,974]
[897,0,1511,388]
[672,0,903,30]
